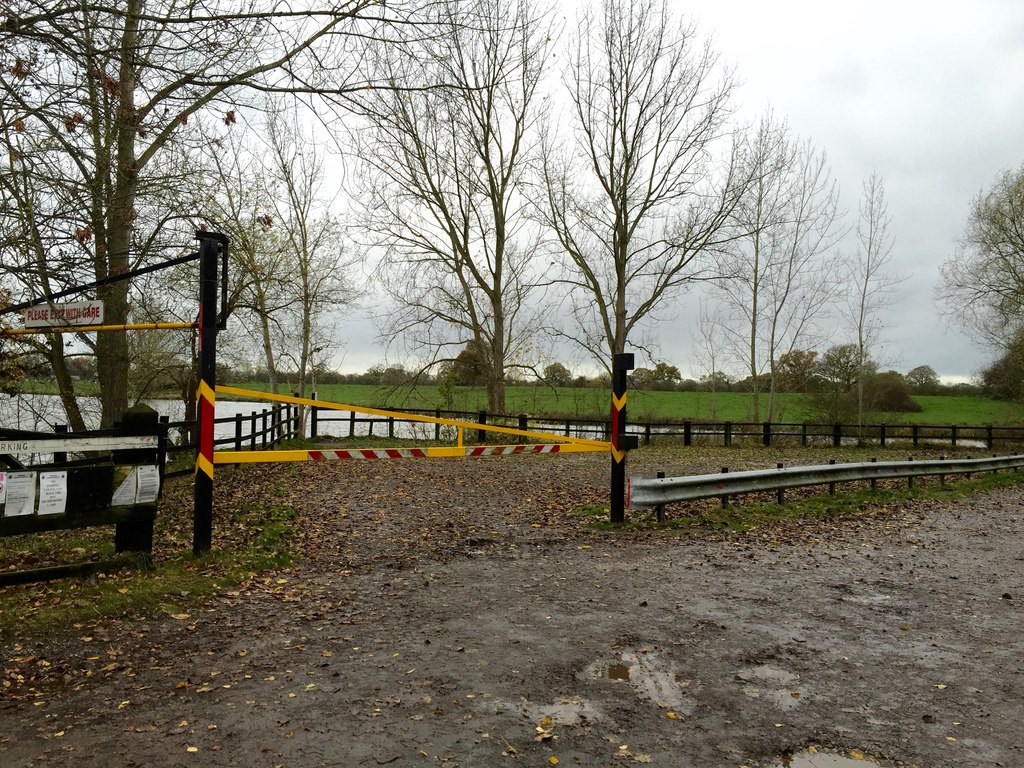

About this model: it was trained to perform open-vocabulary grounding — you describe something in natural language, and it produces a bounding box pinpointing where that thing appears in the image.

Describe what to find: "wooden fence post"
[54,423,68,463]
[116,405,159,559]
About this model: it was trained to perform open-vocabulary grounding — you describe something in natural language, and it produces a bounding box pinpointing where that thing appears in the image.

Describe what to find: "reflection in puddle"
[582,649,698,715]
[782,748,889,767]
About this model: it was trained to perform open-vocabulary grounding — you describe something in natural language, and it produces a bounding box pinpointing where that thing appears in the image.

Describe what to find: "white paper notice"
[3,472,35,517]
[111,468,138,507]
[136,465,160,504]
[0,471,6,504]
[37,471,67,516]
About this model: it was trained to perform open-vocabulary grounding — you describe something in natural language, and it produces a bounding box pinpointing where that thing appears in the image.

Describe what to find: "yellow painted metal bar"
[217,385,609,448]
[4,322,196,335]
[214,441,608,464]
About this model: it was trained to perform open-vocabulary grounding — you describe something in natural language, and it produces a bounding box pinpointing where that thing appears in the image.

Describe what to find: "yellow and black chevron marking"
[611,390,627,463]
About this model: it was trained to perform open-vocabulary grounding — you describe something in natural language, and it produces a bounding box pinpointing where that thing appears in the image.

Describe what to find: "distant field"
[226,381,1024,426]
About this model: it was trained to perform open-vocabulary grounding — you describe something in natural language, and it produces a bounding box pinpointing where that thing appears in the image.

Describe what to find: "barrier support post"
[610,352,637,524]
[193,232,227,555]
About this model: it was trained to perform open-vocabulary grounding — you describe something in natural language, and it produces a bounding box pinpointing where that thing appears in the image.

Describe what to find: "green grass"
[226,381,1024,426]
[18,378,1024,425]
[0,474,300,640]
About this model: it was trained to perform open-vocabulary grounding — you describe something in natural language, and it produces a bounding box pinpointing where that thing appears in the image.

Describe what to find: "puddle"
[607,663,631,680]
[736,664,798,686]
[780,748,889,767]
[582,649,698,714]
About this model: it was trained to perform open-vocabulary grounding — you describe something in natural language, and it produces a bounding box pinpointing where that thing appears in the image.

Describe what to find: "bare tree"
[538,0,744,373]
[937,162,1024,349]
[708,113,843,421]
[261,108,356,412]
[349,0,553,413]
[845,173,901,431]
[0,0,426,426]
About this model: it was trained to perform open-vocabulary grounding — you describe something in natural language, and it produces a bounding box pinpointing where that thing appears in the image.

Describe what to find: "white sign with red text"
[22,300,104,327]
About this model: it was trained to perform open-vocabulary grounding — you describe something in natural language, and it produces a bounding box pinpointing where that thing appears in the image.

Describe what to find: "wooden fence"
[308,405,1024,451]
[1,405,167,584]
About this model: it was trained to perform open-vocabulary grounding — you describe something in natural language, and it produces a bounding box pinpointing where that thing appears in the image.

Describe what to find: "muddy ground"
[1,452,1022,767]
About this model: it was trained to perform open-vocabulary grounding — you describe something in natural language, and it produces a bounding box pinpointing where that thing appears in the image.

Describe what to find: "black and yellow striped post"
[610,352,637,523]
[193,232,228,555]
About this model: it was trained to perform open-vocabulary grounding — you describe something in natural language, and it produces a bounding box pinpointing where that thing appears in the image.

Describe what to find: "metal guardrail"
[628,454,1024,508]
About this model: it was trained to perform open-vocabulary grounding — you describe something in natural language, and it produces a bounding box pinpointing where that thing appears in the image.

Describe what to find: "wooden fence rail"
[307,406,1024,450]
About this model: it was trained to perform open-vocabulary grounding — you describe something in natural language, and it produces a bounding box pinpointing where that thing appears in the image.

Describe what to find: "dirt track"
[1,453,1022,767]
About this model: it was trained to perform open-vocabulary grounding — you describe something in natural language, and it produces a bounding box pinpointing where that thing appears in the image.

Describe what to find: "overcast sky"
[681,0,1024,382]
[334,0,1024,383]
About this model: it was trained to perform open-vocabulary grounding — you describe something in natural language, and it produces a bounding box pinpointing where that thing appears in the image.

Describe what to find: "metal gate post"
[193,232,227,555]
[610,352,637,523]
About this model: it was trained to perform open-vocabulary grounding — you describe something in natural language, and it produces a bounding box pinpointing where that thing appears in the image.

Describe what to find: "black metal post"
[193,231,226,556]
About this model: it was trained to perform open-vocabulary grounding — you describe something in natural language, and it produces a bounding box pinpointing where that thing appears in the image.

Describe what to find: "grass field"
[226,381,1024,425]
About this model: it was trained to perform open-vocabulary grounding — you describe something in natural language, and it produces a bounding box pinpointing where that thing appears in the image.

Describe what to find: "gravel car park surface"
[2,452,1022,767]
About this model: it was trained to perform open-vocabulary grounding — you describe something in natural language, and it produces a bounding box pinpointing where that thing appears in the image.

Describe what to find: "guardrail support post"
[801,423,808,446]
[908,456,915,488]
[986,425,994,449]
[683,420,692,447]
[720,467,729,508]
[870,457,877,490]
[951,425,958,448]
[776,463,784,504]
[724,422,732,447]
[828,458,836,494]
[655,471,666,523]
[610,352,636,524]
[762,422,771,447]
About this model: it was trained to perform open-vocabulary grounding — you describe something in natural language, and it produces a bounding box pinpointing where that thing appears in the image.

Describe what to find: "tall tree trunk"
[97,0,141,427]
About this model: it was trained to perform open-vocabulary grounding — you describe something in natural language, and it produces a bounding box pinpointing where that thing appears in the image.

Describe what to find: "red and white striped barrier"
[304,444,565,461]
[308,448,429,460]
[465,444,562,457]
